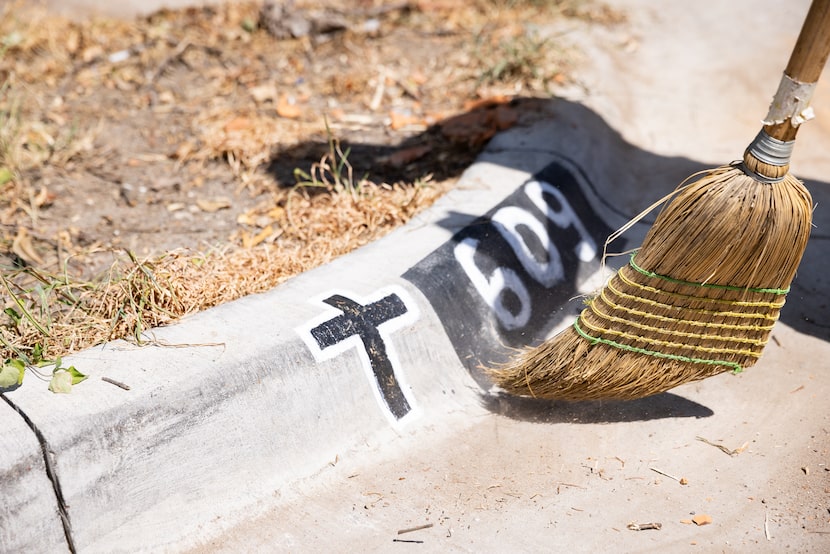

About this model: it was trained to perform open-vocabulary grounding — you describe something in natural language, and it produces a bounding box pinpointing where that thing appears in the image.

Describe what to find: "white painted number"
[491,205,564,287]
[454,237,531,330]
[524,180,597,262]
[455,178,596,329]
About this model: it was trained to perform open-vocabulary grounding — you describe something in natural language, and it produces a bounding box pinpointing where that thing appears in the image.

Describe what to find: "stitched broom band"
[573,253,789,374]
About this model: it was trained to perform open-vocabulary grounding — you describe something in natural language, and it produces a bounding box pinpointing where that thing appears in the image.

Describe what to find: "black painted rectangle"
[402,159,615,386]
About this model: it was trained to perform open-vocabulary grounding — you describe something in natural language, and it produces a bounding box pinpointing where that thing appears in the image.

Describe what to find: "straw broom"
[490,0,830,401]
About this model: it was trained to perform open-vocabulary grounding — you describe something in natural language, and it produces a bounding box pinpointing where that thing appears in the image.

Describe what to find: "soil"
[0,0,625,360]
[0,0,614,275]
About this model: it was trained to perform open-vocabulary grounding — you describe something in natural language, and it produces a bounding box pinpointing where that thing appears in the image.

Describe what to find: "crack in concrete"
[1,394,76,553]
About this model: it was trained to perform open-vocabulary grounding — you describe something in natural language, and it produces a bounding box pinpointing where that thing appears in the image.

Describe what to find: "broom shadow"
[481,390,714,424]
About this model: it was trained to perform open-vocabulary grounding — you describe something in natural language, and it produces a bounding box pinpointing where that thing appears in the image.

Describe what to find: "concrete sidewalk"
[2,0,829,552]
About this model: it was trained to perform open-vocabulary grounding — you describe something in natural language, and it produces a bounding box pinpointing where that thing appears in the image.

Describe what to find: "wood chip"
[692,514,712,526]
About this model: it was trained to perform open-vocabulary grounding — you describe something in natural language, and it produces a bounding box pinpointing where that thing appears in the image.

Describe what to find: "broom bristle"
[490,164,813,401]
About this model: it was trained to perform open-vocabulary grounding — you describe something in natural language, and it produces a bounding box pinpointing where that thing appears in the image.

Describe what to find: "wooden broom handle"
[764,0,830,141]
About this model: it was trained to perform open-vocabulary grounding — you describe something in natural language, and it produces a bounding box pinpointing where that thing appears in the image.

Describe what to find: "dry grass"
[0,0,619,376]
[1,168,448,365]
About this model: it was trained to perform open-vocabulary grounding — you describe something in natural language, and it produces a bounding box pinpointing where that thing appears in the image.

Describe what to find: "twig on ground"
[696,436,749,457]
[397,523,433,535]
[649,467,688,485]
[101,376,130,390]
[627,522,662,531]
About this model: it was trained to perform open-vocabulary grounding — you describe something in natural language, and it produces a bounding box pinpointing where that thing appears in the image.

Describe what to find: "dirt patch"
[0,0,622,369]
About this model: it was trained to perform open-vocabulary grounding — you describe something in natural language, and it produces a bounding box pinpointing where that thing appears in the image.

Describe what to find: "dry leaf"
[276,95,302,119]
[493,104,519,130]
[692,514,712,526]
[463,95,511,111]
[386,145,432,168]
[81,45,104,63]
[196,198,232,213]
[12,228,45,266]
[267,206,285,220]
[33,187,55,208]
[157,90,176,104]
[174,140,197,160]
[249,83,278,104]
[224,117,252,133]
[236,211,258,226]
[389,110,423,130]
[242,225,274,248]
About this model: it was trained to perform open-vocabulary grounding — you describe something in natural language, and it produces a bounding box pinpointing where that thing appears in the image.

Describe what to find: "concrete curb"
[3,1,830,551]
[4,92,830,552]
[1,99,635,552]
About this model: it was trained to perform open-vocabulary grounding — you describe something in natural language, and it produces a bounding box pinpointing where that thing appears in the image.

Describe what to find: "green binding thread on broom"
[628,253,790,295]
[572,318,745,373]
[567,252,792,374]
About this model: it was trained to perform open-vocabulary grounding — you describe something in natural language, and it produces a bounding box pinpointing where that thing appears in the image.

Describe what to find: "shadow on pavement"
[481,390,714,423]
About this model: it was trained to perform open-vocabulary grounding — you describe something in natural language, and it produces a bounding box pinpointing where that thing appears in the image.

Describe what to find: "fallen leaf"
[49,370,73,394]
[389,110,423,130]
[627,522,662,531]
[276,95,302,119]
[12,228,45,266]
[174,140,197,160]
[0,360,25,388]
[81,45,104,63]
[267,206,285,220]
[157,90,176,104]
[385,145,432,167]
[196,198,232,213]
[224,117,252,133]
[33,187,55,208]
[463,95,510,111]
[692,514,712,526]
[249,83,278,103]
[248,225,274,248]
[493,104,519,130]
[0,167,13,185]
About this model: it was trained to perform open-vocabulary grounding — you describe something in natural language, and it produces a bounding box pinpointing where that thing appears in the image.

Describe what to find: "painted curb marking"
[298,286,420,425]
[404,158,614,384]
